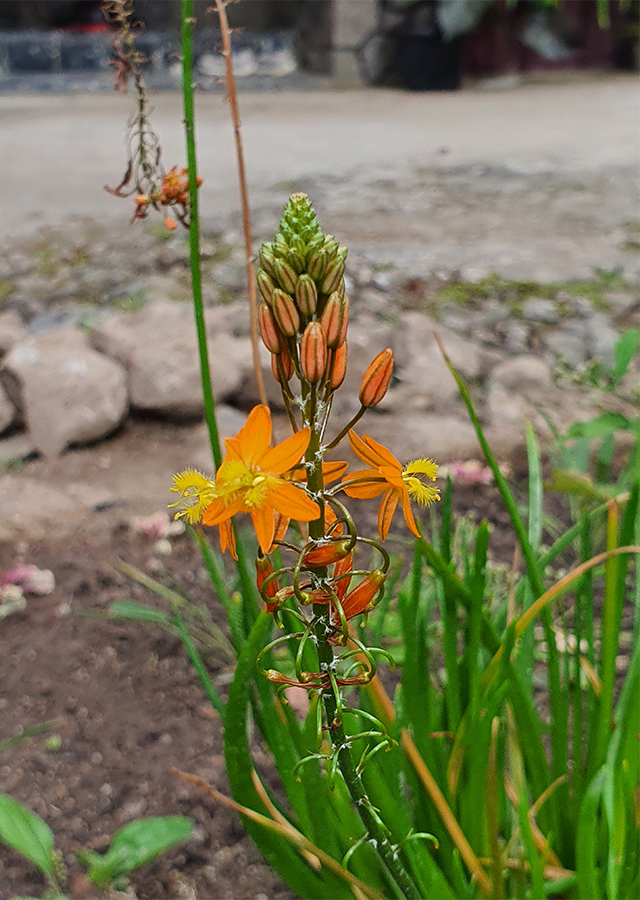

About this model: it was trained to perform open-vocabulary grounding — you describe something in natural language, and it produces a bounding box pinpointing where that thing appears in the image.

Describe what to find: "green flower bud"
[259,247,277,280]
[257,268,276,306]
[272,288,300,337]
[295,274,318,317]
[307,249,327,281]
[324,238,339,261]
[287,248,306,275]
[320,257,345,296]
[274,258,298,293]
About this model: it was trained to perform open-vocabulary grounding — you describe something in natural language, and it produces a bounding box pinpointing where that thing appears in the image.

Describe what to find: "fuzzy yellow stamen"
[402,458,440,507]
[169,469,217,524]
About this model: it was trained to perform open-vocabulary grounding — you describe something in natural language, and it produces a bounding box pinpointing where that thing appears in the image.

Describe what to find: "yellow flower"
[170,468,236,558]
[341,431,439,540]
[200,404,321,554]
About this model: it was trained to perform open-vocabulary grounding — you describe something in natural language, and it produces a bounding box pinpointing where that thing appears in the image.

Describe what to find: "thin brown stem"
[212,0,267,407]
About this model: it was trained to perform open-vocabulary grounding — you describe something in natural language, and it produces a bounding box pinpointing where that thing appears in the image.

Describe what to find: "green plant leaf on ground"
[0,794,55,881]
[77,816,193,887]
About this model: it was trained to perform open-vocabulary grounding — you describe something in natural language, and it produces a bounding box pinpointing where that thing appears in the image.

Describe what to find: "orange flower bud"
[257,269,276,306]
[330,342,348,390]
[256,554,279,613]
[272,344,294,383]
[295,274,318,317]
[300,321,327,383]
[274,258,299,294]
[258,301,283,354]
[302,539,352,568]
[337,569,386,623]
[135,194,148,205]
[320,291,349,349]
[320,257,345,295]
[271,289,300,337]
[359,348,394,408]
[164,217,177,231]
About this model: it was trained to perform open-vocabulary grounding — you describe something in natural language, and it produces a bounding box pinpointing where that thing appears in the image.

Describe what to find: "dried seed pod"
[330,341,348,390]
[295,274,318,317]
[320,257,345,295]
[359,348,394,407]
[258,301,283,354]
[255,554,279,613]
[303,539,353,568]
[271,288,300,337]
[272,345,294,383]
[300,321,327,384]
[320,291,349,348]
[274,258,298,294]
[257,268,276,306]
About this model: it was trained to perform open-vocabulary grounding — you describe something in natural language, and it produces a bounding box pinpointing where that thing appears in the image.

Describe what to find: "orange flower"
[202,405,320,554]
[342,431,439,541]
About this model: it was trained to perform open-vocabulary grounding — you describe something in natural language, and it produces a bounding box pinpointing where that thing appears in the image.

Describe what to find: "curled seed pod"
[259,247,277,280]
[300,321,327,383]
[258,301,283,354]
[333,550,354,600]
[306,249,327,282]
[320,291,349,348]
[274,258,298,293]
[320,257,345,295]
[359,348,394,408]
[295,274,318,317]
[257,268,276,306]
[272,345,294,383]
[330,341,348,390]
[271,288,300,337]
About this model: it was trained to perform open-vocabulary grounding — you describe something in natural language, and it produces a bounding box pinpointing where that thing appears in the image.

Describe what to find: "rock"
[0,311,28,356]
[1,329,128,457]
[0,476,114,541]
[0,431,37,463]
[484,385,552,458]
[586,312,620,368]
[0,381,15,435]
[490,355,552,402]
[604,291,637,316]
[522,298,559,324]
[361,412,480,463]
[391,312,485,413]
[504,321,530,353]
[91,301,253,417]
[544,321,588,365]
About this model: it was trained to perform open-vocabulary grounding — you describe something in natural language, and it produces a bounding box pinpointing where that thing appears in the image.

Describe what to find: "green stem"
[181,0,222,469]
[305,407,420,900]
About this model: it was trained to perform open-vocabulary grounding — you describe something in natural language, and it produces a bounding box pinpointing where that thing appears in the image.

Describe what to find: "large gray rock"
[391,312,486,412]
[364,412,480,463]
[91,301,253,417]
[490,355,552,402]
[1,329,128,457]
[0,311,28,357]
[0,381,15,435]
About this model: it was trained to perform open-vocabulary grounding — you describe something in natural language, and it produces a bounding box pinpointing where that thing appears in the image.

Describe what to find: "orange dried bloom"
[302,538,352,568]
[342,431,439,540]
[202,405,320,554]
[359,348,394,408]
[331,569,385,628]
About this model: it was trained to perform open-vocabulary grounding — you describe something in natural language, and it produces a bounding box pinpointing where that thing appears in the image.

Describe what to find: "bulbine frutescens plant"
[171,192,441,898]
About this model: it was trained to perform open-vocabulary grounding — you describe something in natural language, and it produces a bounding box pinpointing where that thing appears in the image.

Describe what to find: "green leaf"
[0,794,55,880]
[109,601,174,626]
[80,817,193,886]
[545,468,614,501]
[611,328,639,384]
[566,412,631,440]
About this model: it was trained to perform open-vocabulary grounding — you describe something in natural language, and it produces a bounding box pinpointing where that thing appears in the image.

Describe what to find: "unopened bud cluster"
[257,193,390,406]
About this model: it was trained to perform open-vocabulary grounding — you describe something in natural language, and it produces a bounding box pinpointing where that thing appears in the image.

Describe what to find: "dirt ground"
[0,418,519,900]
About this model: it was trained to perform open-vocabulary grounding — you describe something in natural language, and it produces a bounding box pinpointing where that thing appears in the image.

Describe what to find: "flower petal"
[223,437,242,461]
[238,405,272,468]
[260,428,311,475]
[348,430,388,469]
[202,495,245,526]
[379,465,404,490]
[360,434,401,470]
[322,460,349,483]
[218,520,237,560]
[250,504,276,554]
[401,488,421,538]
[265,482,320,522]
[342,469,389,499]
[378,488,399,540]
